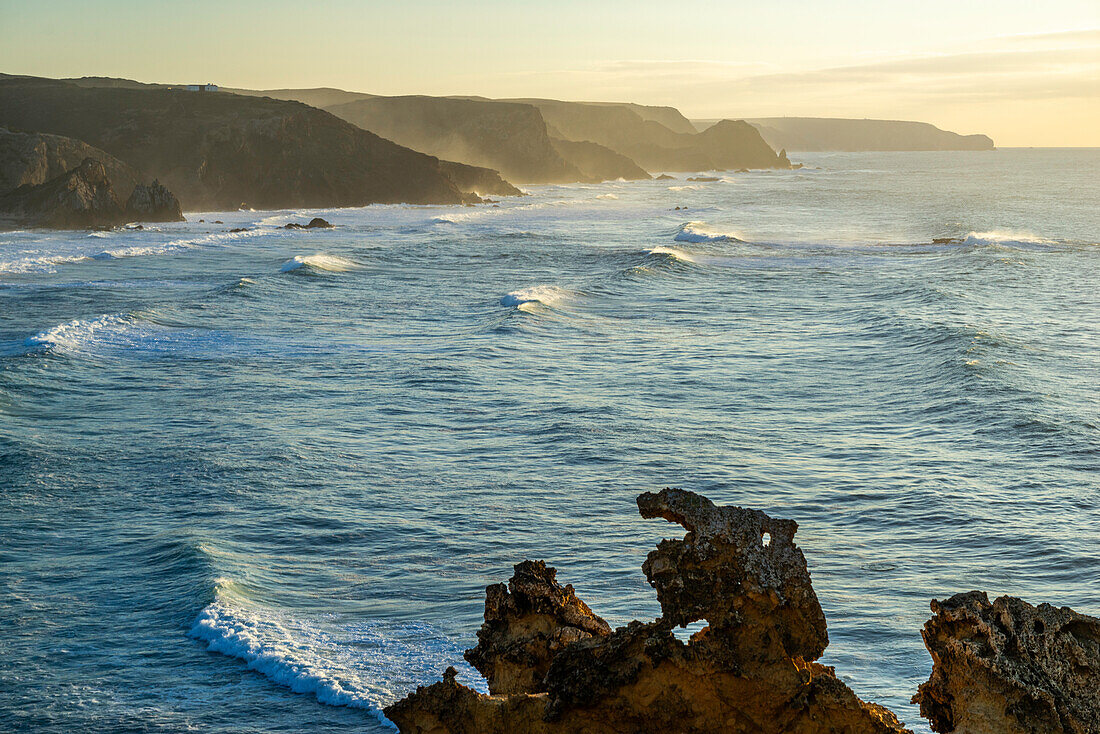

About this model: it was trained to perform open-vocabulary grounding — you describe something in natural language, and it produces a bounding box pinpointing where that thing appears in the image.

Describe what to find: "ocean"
[1,149,1097,732]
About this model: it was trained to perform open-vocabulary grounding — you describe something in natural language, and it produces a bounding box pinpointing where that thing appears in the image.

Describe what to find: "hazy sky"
[2,0,1098,146]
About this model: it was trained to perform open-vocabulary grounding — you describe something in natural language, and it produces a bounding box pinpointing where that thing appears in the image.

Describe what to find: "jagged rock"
[0,127,139,198]
[913,591,1100,734]
[464,560,611,695]
[655,174,675,180]
[125,179,183,222]
[636,488,828,661]
[0,157,125,228]
[384,488,912,734]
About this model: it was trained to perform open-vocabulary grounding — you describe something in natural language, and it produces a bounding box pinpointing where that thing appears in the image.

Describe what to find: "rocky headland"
[739,117,996,152]
[385,489,1099,734]
[0,76,515,211]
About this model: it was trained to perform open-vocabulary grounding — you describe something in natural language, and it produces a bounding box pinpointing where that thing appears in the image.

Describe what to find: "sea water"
[1,149,1097,732]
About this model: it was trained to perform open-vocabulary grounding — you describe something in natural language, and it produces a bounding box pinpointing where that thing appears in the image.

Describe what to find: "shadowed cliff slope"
[0,127,140,199]
[0,76,514,209]
[517,99,789,171]
[327,96,649,183]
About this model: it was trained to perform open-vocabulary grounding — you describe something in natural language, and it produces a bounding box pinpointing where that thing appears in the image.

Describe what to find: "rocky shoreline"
[386,489,1099,734]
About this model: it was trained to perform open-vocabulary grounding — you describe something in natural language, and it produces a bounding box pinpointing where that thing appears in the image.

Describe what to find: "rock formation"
[384,488,912,733]
[0,127,140,199]
[283,217,334,230]
[518,100,791,172]
[0,156,185,230]
[913,591,1100,734]
[464,560,612,695]
[125,179,182,222]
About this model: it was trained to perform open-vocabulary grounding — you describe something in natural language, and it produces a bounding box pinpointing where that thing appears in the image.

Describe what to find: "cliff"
[548,138,650,182]
[740,117,995,151]
[0,127,140,199]
[0,157,182,229]
[0,76,505,210]
[325,96,648,184]
[518,99,790,171]
[384,489,1099,734]
[326,96,586,184]
[438,160,524,198]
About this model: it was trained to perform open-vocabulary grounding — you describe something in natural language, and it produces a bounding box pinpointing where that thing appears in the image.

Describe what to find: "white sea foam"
[595,193,618,200]
[0,227,265,274]
[668,185,703,192]
[25,313,237,358]
[280,254,358,273]
[674,222,745,244]
[0,252,91,274]
[190,580,484,726]
[963,230,1057,249]
[500,284,573,309]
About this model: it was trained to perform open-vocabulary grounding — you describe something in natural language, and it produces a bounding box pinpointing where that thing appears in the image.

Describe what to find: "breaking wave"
[674,222,745,244]
[189,580,484,726]
[647,246,701,265]
[24,313,241,358]
[962,230,1058,249]
[500,284,574,309]
[280,254,359,273]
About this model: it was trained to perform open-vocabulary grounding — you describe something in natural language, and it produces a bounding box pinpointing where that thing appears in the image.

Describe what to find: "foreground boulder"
[913,591,1100,734]
[384,488,911,733]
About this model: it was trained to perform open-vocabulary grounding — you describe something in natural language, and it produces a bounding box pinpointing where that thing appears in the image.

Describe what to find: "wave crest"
[674,222,745,244]
[962,230,1057,249]
[280,254,358,273]
[500,284,573,309]
[189,580,483,725]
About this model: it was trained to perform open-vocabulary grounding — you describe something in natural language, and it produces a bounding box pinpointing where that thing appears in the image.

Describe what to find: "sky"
[1,0,1098,146]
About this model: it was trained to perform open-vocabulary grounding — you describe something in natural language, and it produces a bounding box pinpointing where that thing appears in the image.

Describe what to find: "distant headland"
[0,73,997,229]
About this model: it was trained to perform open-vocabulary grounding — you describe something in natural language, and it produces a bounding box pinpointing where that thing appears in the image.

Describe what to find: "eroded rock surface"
[384,488,911,733]
[913,591,1100,734]
[125,179,183,222]
[464,560,611,695]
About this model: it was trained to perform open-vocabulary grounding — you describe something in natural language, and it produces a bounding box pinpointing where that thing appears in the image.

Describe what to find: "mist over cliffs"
[0,75,517,213]
[0,72,999,226]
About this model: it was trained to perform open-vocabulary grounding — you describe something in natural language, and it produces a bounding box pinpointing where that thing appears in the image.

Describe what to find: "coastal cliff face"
[742,117,996,151]
[326,96,588,184]
[0,157,182,229]
[548,138,651,182]
[522,100,791,171]
[384,488,912,734]
[384,489,1099,734]
[0,77,499,210]
[0,127,140,200]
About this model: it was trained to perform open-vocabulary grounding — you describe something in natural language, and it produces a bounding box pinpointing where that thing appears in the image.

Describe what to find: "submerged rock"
[913,591,1100,734]
[384,488,912,733]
